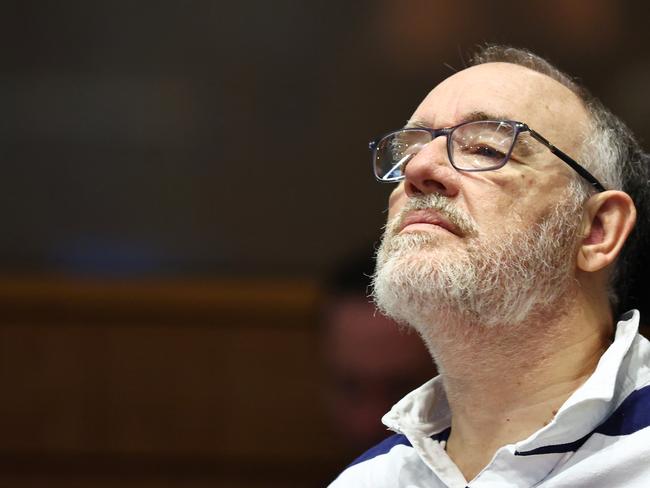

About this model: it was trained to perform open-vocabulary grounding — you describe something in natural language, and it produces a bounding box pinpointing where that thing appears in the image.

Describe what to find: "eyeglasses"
[369,120,606,192]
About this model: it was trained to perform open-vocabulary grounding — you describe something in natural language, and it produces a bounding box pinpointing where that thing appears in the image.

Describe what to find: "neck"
[421,289,613,482]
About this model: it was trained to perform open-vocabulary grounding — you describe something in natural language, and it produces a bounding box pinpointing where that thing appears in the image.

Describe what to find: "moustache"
[388,194,478,238]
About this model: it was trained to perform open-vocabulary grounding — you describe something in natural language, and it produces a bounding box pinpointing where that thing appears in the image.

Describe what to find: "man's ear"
[577,191,636,272]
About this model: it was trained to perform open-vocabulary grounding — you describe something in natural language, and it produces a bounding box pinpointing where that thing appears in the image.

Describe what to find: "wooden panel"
[0,277,320,325]
[0,277,342,486]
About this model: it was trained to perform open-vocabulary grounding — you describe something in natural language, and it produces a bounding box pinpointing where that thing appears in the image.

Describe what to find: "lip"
[397,210,460,236]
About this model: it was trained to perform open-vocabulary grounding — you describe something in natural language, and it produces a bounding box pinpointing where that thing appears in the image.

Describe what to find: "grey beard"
[372,192,583,333]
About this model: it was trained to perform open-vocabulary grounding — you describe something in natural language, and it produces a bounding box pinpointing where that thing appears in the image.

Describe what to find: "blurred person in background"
[331,45,650,487]
[321,252,435,456]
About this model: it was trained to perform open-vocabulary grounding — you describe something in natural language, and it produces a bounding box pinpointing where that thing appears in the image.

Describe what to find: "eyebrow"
[404,111,541,158]
[405,111,513,129]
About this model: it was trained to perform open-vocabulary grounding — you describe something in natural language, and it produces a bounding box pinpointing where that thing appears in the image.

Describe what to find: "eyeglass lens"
[374,121,518,181]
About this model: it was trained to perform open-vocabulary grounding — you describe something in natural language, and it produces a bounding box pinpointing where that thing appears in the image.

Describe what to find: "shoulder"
[595,382,650,438]
[348,433,413,468]
[545,384,650,485]
[549,395,650,486]
[328,433,416,487]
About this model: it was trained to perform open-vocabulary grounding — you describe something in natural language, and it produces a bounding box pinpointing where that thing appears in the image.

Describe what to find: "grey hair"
[471,45,650,312]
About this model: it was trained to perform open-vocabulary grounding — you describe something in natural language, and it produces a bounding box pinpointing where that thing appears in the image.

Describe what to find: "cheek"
[520,172,536,188]
[498,168,543,201]
[466,183,522,229]
[514,170,568,206]
[497,174,568,226]
[387,184,407,221]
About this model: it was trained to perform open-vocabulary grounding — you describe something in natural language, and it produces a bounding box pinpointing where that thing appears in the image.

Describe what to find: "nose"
[403,136,461,198]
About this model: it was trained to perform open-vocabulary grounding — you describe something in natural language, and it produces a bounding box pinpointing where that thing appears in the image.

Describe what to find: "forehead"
[412,62,589,149]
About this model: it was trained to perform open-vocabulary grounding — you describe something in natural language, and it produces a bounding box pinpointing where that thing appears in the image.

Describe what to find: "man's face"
[373,62,590,330]
[387,62,590,240]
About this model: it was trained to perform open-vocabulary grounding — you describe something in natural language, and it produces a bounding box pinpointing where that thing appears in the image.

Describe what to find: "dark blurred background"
[0,1,649,486]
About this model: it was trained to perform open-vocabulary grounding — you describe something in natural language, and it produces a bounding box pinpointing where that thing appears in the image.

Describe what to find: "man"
[330,45,650,487]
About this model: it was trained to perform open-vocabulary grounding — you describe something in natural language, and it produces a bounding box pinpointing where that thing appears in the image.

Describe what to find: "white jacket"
[330,311,650,487]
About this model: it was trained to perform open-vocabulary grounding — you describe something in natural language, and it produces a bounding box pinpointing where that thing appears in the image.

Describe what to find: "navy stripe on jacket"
[517,383,650,456]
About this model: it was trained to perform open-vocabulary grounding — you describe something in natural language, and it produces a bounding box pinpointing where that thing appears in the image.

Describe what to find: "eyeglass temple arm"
[528,130,606,192]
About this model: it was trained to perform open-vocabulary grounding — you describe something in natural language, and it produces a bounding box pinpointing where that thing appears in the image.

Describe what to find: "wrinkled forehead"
[412,62,590,150]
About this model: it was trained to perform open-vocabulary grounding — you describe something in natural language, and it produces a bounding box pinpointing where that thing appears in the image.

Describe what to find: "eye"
[389,138,425,159]
[467,144,506,160]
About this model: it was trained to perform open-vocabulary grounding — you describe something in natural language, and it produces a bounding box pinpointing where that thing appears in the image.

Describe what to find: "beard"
[372,190,584,334]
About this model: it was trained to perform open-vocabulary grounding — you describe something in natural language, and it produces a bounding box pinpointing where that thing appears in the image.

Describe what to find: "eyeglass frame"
[369,120,606,192]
